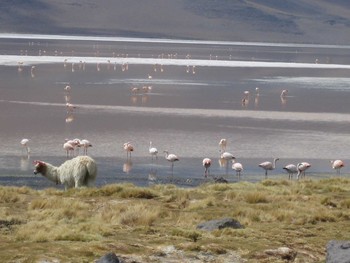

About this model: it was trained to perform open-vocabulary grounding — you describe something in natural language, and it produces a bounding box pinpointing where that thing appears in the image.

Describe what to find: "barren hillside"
[1,0,350,44]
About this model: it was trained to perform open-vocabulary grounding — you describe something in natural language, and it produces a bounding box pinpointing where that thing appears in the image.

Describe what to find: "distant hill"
[1,0,350,44]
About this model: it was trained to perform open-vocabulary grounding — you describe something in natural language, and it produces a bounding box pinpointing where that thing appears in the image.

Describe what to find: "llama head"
[33,160,46,175]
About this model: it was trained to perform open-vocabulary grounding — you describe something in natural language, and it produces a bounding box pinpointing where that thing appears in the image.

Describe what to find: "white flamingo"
[330,160,344,175]
[64,85,71,92]
[280,89,288,98]
[202,158,212,177]
[255,87,260,96]
[232,160,243,177]
[131,87,140,95]
[283,164,298,180]
[297,162,311,180]
[66,103,77,112]
[220,151,235,174]
[123,142,134,159]
[219,138,227,152]
[20,138,30,154]
[80,139,92,155]
[280,89,288,106]
[220,151,235,161]
[149,141,158,160]
[164,150,179,172]
[259,158,279,176]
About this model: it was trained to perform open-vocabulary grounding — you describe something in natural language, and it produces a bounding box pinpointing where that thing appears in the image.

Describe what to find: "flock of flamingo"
[17,83,345,182]
[20,135,345,182]
[202,138,344,180]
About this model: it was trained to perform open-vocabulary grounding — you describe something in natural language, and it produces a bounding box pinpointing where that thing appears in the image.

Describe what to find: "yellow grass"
[0,178,350,262]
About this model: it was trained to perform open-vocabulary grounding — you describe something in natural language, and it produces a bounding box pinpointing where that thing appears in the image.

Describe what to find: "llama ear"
[33,160,45,166]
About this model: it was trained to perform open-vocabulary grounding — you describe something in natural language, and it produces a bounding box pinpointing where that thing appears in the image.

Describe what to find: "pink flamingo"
[330,160,344,175]
[123,142,134,159]
[202,158,212,177]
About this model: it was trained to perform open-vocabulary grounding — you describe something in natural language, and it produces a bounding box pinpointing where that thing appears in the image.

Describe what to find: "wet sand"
[1,34,350,189]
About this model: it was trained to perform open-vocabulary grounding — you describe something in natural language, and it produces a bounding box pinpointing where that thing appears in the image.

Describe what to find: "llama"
[33,156,97,190]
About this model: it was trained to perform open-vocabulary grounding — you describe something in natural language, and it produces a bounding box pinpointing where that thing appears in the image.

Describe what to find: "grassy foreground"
[1,178,350,262]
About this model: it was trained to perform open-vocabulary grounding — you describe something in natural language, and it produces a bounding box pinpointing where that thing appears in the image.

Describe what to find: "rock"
[197,218,244,231]
[265,247,297,260]
[214,177,228,183]
[96,252,120,263]
[326,240,350,263]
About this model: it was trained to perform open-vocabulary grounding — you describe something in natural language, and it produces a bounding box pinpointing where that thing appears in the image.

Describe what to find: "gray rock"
[197,218,244,231]
[326,240,350,263]
[214,177,228,183]
[96,252,120,263]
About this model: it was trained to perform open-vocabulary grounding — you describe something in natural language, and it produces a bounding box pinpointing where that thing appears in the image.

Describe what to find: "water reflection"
[31,66,36,78]
[280,96,287,107]
[148,168,158,185]
[20,155,30,171]
[65,112,74,123]
[123,159,133,174]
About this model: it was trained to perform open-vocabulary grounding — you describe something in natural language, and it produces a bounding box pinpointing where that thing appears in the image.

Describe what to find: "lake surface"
[0,34,350,189]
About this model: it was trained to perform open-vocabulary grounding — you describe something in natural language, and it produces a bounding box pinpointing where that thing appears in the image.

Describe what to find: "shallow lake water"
[1,34,350,189]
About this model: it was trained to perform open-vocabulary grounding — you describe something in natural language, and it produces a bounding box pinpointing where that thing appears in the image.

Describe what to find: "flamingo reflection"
[123,159,133,174]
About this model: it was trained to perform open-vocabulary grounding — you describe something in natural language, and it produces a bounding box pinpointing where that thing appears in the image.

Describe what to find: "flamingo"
[80,139,92,155]
[259,158,279,176]
[280,89,288,106]
[297,162,311,180]
[63,142,75,158]
[283,164,298,180]
[221,151,235,161]
[64,139,81,156]
[242,91,250,107]
[17,62,23,72]
[131,87,140,95]
[202,158,212,177]
[330,160,344,175]
[64,85,71,92]
[220,151,235,174]
[232,160,243,177]
[219,138,227,152]
[255,87,260,96]
[66,103,77,112]
[149,141,158,160]
[254,87,260,108]
[20,138,30,154]
[164,150,179,172]
[142,86,152,93]
[280,89,288,98]
[123,142,134,159]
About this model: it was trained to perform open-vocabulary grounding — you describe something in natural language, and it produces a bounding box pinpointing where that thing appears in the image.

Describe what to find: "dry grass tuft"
[243,191,269,204]
[0,187,22,203]
[118,202,160,226]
